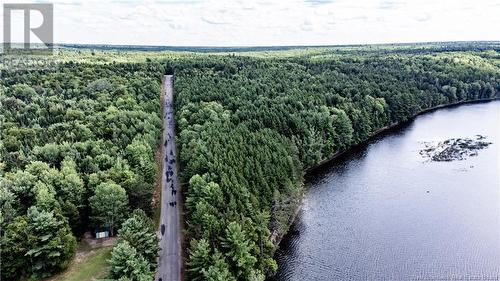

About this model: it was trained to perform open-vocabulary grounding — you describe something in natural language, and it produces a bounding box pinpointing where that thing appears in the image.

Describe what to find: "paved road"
[156,75,182,281]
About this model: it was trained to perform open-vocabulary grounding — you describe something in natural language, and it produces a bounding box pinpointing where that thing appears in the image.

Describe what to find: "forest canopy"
[173,45,500,280]
[0,61,164,280]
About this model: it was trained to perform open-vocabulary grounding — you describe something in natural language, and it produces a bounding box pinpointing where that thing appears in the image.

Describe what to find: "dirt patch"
[152,146,163,211]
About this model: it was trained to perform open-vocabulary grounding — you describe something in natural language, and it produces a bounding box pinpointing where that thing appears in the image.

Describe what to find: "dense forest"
[0,62,164,280]
[173,47,500,280]
[1,43,499,280]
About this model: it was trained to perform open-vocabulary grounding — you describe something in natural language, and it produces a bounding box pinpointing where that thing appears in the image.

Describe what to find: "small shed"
[95,231,109,239]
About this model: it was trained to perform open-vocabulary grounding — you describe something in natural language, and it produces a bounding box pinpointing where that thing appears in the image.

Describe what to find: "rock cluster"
[419,135,492,162]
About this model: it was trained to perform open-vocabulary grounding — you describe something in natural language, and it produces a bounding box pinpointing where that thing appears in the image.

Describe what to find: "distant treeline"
[173,47,500,280]
[59,41,500,54]
[59,43,304,53]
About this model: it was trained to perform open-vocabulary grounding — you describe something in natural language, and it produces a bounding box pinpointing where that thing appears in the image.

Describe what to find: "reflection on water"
[272,101,500,281]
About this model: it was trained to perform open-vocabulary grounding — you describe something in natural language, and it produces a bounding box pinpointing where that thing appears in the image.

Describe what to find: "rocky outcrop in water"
[419,135,492,161]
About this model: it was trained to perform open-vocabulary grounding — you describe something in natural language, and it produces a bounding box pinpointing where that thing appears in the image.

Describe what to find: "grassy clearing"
[46,241,113,281]
[53,247,112,281]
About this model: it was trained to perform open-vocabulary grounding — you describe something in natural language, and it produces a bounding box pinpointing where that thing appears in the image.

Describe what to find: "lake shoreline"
[306,97,500,174]
[270,97,500,256]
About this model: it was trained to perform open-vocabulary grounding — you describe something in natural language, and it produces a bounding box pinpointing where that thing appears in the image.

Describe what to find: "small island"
[420,135,492,162]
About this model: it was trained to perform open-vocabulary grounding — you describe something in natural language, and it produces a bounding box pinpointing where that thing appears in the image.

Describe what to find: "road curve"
[156,75,182,281]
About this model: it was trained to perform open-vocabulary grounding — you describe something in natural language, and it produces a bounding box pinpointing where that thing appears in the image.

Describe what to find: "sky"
[1,0,499,46]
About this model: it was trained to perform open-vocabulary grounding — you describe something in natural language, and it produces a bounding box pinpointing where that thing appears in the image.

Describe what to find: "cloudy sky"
[2,0,499,46]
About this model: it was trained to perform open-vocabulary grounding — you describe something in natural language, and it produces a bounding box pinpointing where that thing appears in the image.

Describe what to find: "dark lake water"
[272,101,500,281]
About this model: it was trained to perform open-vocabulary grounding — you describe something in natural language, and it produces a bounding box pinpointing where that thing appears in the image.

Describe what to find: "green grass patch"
[51,246,112,281]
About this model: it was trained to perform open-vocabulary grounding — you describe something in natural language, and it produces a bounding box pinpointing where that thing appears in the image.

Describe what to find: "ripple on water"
[272,101,500,281]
